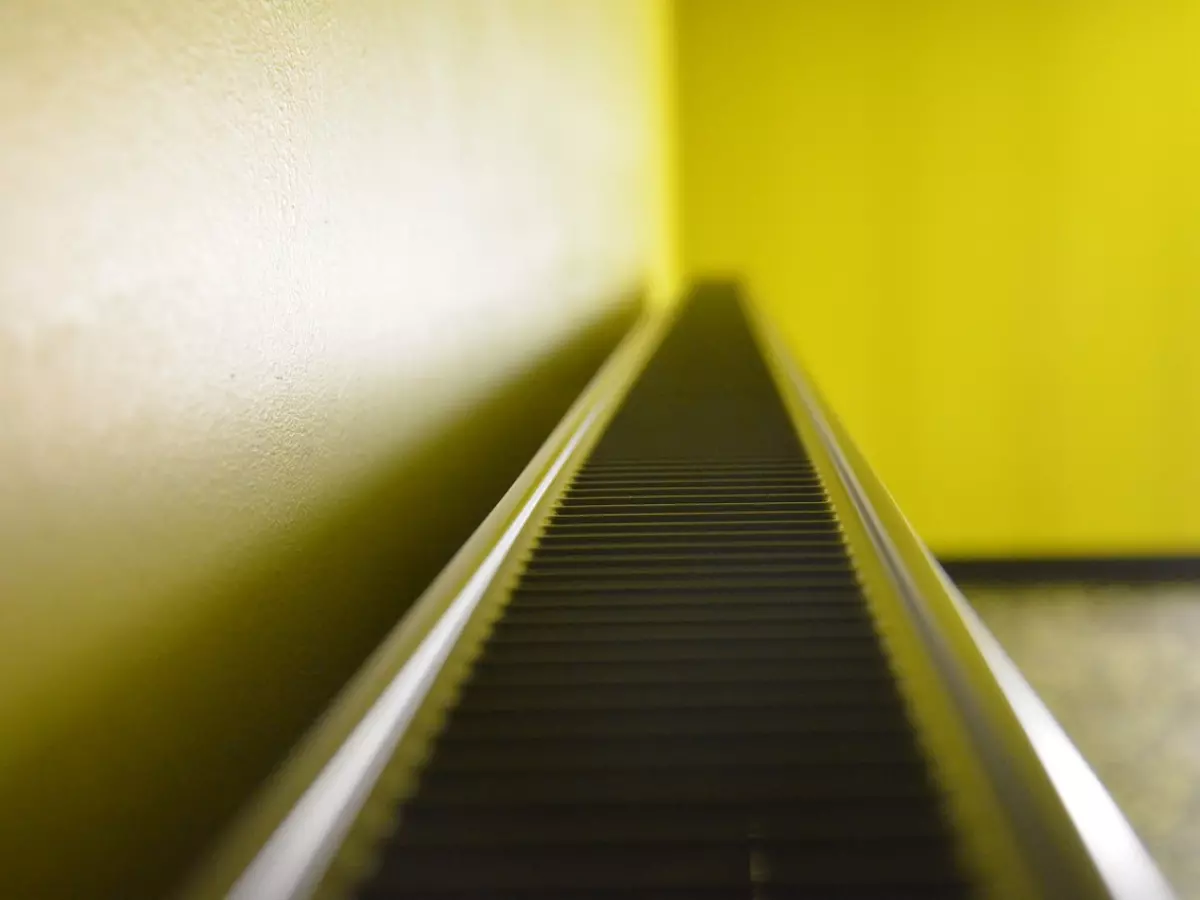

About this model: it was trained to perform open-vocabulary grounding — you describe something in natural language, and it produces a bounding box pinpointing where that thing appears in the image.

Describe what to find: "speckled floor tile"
[965,583,1200,898]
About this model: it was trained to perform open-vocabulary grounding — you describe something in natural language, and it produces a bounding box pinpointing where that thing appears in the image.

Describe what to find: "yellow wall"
[678,0,1200,557]
[0,1,669,896]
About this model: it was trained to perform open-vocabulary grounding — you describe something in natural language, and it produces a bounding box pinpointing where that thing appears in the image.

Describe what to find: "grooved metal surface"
[352,290,974,898]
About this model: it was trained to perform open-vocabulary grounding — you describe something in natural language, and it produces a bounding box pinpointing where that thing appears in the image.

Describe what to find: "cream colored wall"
[678,0,1200,557]
[0,1,669,896]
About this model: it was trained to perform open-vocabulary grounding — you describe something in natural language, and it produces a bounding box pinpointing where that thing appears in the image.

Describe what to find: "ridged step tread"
[349,286,973,898]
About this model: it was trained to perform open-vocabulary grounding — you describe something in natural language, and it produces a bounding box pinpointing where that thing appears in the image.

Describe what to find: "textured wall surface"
[0,1,669,896]
[678,0,1200,556]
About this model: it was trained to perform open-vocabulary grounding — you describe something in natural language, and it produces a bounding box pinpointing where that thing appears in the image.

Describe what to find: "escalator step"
[497,604,872,623]
[390,802,954,845]
[438,707,915,740]
[363,844,968,891]
[425,734,926,770]
[534,533,847,547]
[450,680,907,712]
[479,637,898,665]
[463,657,896,685]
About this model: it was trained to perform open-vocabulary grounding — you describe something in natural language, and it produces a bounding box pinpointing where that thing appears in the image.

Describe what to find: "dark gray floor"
[965,583,1200,899]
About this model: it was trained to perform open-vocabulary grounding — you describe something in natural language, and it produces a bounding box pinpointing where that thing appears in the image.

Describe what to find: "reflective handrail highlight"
[749,294,1174,900]
[178,306,674,900]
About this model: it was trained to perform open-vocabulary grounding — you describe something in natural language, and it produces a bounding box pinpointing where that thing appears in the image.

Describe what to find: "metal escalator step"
[511,580,859,595]
[559,488,828,500]
[350,287,973,898]
[552,500,833,512]
[492,626,877,644]
[358,888,971,900]
[425,734,925,770]
[363,844,968,892]
[496,604,871,624]
[358,889,970,900]
[537,524,842,538]
[518,561,855,577]
[478,638,893,665]
[573,460,816,468]
[521,552,852,569]
[509,579,857,595]
[463,657,895,685]
[389,802,953,845]
[411,766,939,805]
[416,707,915,741]
[502,593,865,611]
[533,532,847,546]
[566,474,822,486]
[450,680,906,712]
[546,511,840,523]
[524,532,844,546]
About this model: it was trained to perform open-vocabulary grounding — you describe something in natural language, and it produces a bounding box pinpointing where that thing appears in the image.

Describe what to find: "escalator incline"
[351,290,975,899]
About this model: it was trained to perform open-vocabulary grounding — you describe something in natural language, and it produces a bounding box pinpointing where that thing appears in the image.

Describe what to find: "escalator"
[193,284,1174,900]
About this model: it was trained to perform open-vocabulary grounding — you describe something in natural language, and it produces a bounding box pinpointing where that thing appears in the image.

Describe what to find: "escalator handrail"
[183,305,674,900]
[747,295,1175,900]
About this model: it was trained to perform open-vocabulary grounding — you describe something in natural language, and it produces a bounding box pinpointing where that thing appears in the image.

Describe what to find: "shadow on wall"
[1,298,639,900]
